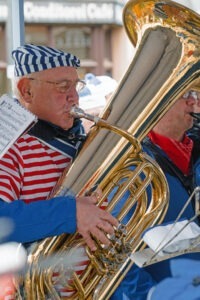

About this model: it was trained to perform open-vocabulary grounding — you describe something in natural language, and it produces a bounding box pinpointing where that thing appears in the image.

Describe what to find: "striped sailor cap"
[12,44,80,77]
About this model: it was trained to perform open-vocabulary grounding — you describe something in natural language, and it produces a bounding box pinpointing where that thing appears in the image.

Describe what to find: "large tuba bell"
[21,0,200,299]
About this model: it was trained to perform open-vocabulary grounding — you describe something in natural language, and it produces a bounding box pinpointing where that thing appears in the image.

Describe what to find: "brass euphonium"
[21,0,200,299]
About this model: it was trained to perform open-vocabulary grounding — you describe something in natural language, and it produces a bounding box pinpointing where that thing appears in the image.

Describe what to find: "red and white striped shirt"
[0,134,71,203]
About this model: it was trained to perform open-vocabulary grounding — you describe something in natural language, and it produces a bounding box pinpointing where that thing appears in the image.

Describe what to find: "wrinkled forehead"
[31,66,79,80]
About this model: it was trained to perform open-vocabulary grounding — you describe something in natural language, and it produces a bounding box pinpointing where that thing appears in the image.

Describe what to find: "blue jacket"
[142,138,200,282]
[0,195,77,244]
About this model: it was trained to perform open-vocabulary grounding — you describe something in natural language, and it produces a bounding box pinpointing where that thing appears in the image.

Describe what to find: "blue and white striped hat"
[12,44,80,77]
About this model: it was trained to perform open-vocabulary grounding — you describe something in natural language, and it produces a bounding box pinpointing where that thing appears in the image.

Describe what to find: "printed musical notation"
[0,94,37,158]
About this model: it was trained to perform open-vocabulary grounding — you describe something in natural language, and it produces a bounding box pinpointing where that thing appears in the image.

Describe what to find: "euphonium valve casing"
[21,1,200,299]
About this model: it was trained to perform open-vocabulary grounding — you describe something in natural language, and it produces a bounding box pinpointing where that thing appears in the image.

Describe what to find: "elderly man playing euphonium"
[0,44,154,300]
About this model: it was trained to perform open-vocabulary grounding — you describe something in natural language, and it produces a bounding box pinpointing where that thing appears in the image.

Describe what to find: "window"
[52,26,91,59]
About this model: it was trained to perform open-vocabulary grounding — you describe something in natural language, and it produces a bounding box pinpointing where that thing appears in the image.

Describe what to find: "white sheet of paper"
[0,94,37,158]
[143,220,200,256]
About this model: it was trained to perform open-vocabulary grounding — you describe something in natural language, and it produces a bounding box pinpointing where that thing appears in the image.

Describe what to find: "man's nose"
[66,88,79,103]
[186,96,197,106]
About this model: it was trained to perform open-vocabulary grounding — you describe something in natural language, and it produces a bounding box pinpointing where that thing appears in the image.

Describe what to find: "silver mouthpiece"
[70,106,100,123]
[70,106,87,118]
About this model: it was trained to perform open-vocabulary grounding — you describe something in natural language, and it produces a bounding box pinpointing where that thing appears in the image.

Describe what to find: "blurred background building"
[0,0,199,94]
[0,0,134,94]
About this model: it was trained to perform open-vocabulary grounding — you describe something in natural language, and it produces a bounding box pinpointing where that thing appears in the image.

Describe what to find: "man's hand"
[76,193,118,251]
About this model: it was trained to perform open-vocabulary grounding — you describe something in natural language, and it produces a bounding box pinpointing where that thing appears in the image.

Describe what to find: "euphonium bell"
[20,0,200,299]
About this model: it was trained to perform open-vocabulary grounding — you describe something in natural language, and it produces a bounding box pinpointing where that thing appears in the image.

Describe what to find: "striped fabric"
[52,244,89,297]
[0,134,71,203]
[12,44,80,77]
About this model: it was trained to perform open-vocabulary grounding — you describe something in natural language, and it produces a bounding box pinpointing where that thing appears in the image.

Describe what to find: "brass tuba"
[21,0,200,299]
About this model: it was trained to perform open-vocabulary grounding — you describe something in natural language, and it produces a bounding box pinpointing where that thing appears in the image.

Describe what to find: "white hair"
[11,74,33,100]
[11,76,21,99]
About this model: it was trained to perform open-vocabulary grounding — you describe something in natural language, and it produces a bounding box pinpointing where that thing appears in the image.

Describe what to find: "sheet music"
[0,94,37,158]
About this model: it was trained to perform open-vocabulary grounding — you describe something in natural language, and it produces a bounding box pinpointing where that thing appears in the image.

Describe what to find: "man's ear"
[17,78,32,102]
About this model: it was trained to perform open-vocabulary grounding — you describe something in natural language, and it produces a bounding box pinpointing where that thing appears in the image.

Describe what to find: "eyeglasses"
[28,78,86,93]
[182,90,200,101]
